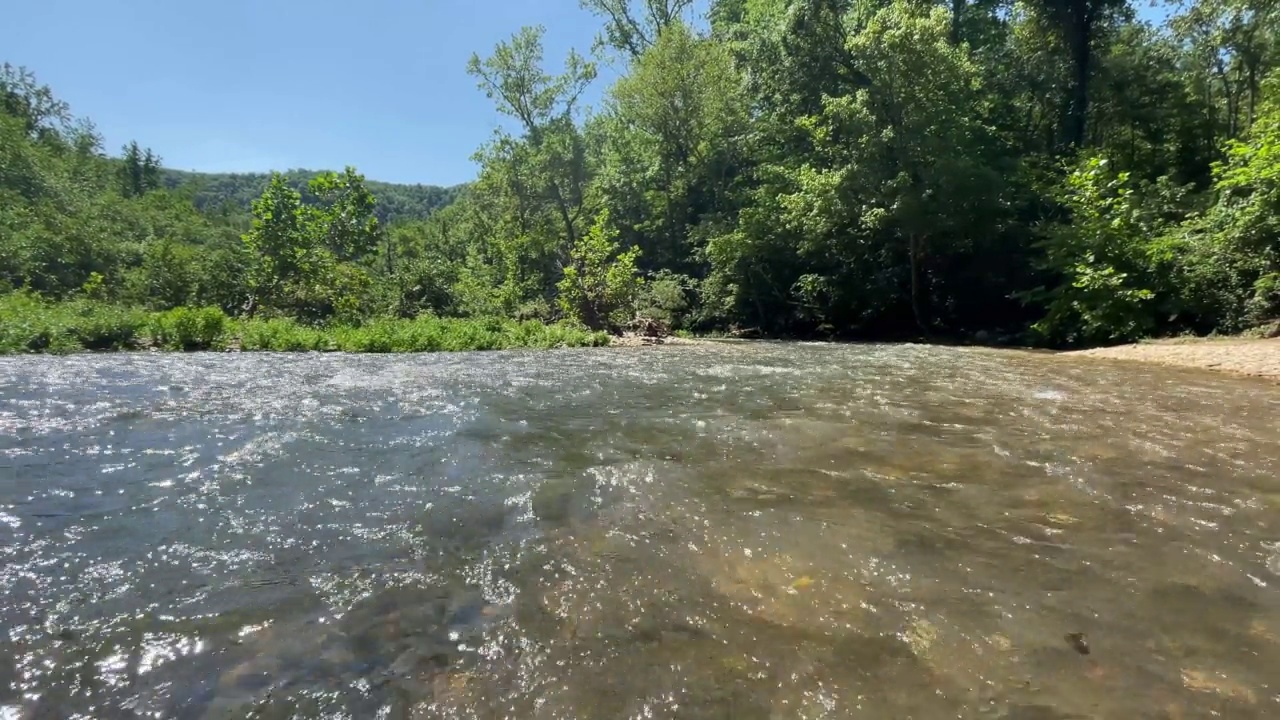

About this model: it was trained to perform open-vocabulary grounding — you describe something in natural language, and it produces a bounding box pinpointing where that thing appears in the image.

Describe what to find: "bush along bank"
[0,294,610,355]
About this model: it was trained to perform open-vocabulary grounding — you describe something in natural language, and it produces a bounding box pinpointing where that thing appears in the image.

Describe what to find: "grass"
[0,293,611,355]
[0,293,149,353]
[238,315,609,352]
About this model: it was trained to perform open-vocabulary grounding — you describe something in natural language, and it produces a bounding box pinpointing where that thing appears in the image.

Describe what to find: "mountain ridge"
[161,168,466,225]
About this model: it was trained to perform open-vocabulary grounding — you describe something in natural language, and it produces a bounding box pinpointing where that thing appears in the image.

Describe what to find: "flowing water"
[0,343,1277,719]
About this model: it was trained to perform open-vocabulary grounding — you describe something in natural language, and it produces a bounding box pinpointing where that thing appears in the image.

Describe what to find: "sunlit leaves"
[557,209,644,329]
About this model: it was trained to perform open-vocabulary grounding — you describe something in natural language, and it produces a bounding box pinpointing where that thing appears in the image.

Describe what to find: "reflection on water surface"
[0,343,1277,718]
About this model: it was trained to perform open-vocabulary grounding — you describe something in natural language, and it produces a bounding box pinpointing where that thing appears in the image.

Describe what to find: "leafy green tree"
[1174,72,1280,329]
[557,210,644,330]
[466,25,599,310]
[118,141,162,198]
[597,20,746,275]
[1027,157,1165,344]
[242,173,311,315]
[1027,0,1131,150]
[0,63,73,143]
[1172,0,1279,142]
[192,240,251,314]
[133,237,197,309]
[306,167,381,262]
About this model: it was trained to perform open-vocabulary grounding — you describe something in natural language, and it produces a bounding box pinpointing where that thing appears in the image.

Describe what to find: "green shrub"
[636,270,694,330]
[237,318,332,351]
[66,302,148,350]
[326,315,607,353]
[148,306,230,350]
[0,293,75,353]
[0,293,146,353]
[0,294,610,354]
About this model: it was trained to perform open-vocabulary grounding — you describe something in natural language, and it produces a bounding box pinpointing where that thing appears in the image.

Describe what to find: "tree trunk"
[1065,7,1092,150]
[908,234,929,334]
[1247,62,1259,129]
[950,0,965,45]
[547,177,578,246]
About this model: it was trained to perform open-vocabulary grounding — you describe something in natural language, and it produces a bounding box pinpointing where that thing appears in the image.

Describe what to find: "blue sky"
[5,0,1172,187]
[3,0,622,186]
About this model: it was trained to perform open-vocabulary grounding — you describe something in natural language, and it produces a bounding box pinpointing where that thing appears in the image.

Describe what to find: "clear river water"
[0,343,1277,719]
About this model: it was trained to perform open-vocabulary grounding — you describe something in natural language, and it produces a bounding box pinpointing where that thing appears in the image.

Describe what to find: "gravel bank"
[1068,337,1280,380]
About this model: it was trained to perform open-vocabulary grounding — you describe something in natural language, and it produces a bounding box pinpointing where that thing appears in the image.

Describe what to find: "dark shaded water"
[0,343,1277,719]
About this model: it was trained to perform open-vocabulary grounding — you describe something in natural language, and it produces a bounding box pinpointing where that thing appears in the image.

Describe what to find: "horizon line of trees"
[3,0,1278,346]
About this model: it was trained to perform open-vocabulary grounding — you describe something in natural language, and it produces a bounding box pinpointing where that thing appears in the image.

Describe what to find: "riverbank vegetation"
[0,294,607,354]
[2,0,1279,353]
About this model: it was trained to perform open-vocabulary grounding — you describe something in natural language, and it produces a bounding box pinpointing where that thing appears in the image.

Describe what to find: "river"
[0,343,1277,719]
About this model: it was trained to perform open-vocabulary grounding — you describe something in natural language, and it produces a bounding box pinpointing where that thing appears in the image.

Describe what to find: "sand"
[608,330,1280,381]
[1067,336,1280,380]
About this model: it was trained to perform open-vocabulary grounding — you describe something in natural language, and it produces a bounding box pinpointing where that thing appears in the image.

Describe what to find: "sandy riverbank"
[609,330,1280,381]
[1066,336,1280,380]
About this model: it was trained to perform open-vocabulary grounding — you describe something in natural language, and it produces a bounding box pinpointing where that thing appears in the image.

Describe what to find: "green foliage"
[307,167,381,262]
[0,293,146,353]
[1029,157,1163,345]
[239,171,382,323]
[378,256,460,318]
[242,173,310,313]
[6,0,1280,352]
[160,168,463,226]
[237,318,332,352]
[556,210,644,330]
[191,240,252,314]
[579,0,694,58]
[0,294,608,355]
[148,306,230,350]
[329,316,608,352]
[118,141,161,198]
[236,315,609,352]
[635,269,694,330]
[596,19,746,276]
[133,238,198,310]
[462,25,600,318]
[1170,72,1280,330]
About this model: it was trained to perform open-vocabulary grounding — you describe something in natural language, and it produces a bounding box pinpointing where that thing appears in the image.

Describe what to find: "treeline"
[4,0,1279,351]
[159,169,464,226]
[0,61,483,339]
[422,0,1277,345]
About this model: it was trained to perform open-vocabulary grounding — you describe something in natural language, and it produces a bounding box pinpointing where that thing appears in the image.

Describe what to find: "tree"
[306,167,381,262]
[1027,157,1163,344]
[557,209,644,330]
[1172,0,1279,142]
[466,26,599,309]
[242,173,311,315]
[710,0,1004,334]
[0,63,72,142]
[579,0,697,58]
[119,141,162,198]
[1028,0,1130,150]
[598,19,746,274]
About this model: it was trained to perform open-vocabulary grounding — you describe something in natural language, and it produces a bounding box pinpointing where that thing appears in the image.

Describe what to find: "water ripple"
[0,345,1276,718]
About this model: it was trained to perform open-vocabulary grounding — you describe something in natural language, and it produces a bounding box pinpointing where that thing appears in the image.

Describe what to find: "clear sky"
[2,0,619,186]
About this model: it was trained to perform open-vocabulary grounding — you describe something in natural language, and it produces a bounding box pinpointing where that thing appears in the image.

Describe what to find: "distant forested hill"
[161,169,465,224]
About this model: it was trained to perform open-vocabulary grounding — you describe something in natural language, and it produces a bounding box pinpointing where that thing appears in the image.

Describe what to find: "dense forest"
[3,0,1279,352]
[159,169,463,226]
